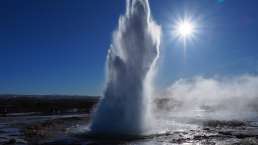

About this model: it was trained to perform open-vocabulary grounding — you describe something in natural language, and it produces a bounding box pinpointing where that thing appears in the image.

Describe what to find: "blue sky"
[1,0,258,95]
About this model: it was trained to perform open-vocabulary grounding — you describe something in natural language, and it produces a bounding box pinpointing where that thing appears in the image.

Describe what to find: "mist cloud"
[156,75,258,120]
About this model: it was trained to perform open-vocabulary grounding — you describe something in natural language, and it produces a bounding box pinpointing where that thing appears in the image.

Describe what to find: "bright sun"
[172,16,199,57]
[177,21,194,37]
[173,18,196,41]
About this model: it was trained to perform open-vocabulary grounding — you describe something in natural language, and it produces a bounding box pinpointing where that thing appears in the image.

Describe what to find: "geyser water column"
[90,0,161,135]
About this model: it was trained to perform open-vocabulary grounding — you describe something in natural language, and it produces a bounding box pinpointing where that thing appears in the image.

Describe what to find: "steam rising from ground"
[90,0,161,135]
[156,75,258,120]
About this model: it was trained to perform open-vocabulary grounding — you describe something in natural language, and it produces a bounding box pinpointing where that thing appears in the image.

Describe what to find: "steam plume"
[158,75,258,120]
[90,0,161,135]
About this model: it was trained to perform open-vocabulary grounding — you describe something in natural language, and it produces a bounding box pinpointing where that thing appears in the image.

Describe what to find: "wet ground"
[0,114,89,145]
[0,110,258,145]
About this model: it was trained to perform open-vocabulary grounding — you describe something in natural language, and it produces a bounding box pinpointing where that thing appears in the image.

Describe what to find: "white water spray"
[90,0,161,135]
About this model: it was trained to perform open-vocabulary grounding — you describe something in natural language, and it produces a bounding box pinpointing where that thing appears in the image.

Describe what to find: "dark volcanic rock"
[219,129,258,139]
[204,120,246,128]
[234,137,258,145]
[2,138,16,145]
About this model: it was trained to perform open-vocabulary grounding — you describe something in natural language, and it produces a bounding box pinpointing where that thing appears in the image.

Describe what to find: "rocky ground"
[0,114,89,145]
[0,113,258,145]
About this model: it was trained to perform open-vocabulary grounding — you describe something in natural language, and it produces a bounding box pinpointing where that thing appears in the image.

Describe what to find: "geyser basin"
[89,0,161,136]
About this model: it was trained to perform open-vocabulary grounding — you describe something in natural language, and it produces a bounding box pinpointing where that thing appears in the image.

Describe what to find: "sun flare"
[177,21,194,37]
[175,19,196,39]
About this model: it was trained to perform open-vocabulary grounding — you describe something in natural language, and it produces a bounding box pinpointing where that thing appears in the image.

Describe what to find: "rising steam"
[156,75,258,120]
[90,0,161,135]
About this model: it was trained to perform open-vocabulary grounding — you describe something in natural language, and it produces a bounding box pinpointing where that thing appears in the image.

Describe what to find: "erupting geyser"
[90,0,161,135]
